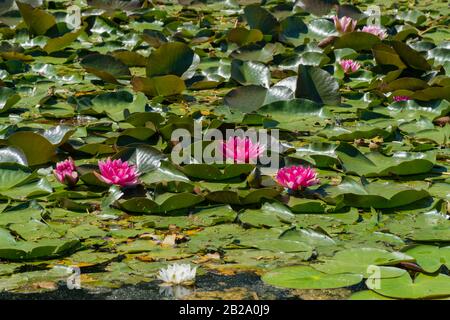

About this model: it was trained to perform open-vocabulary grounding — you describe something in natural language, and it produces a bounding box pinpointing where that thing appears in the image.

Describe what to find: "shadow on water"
[0,272,301,300]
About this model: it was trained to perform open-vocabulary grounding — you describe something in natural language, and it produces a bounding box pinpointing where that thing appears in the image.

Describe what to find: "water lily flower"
[340,59,361,74]
[393,95,411,102]
[361,25,388,39]
[333,16,357,33]
[220,136,265,164]
[157,264,197,286]
[54,158,79,187]
[276,165,320,191]
[96,158,139,187]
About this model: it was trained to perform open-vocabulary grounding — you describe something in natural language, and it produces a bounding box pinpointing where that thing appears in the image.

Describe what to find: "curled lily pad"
[146,42,195,78]
[81,54,131,84]
[6,132,56,166]
[231,60,271,88]
[224,85,294,113]
[290,142,339,168]
[0,147,28,166]
[243,4,280,37]
[295,65,341,106]
[5,126,75,166]
[16,1,56,36]
[43,26,85,54]
[0,87,20,113]
[113,145,166,174]
[391,40,431,71]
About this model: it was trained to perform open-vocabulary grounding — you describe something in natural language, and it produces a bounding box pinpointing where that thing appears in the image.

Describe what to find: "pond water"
[0,272,295,300]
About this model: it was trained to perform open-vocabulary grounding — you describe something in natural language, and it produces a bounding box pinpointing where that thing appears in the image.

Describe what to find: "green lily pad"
[0,228,79,261]
[239,202,294,228]
[81,54,131,84]
[295,65,341,106]
[0,163,32,190]
[6,132,56,166]
[335,143,436,177]
[146,42,194,78]
[348,290,394,300]
[258,98,332,131]
[142,205,237,229]
[224,85,293,113]
[334,32,382,51]
[227,28,264,46]
[262,265,363,289]
[0,87,20,113]
[181,164,254,181]
[403,245,450,273]
[231,59,271,88]
[16,1,56,35]
[313,248,414,277]
[367,272,450,299]
[131,75,186,97]
[119,193,204,214]
[206,188,281,205]
[320,177,430,209]
[243,4,280,37]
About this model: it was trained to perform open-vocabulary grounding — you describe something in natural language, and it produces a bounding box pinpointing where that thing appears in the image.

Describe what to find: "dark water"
[0,272,299,300]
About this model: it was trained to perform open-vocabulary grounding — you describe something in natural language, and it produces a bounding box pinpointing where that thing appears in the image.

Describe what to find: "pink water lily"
[219,136,265,164]
[333,16,357,34]
[340,59,361,74]
[393,95,411,102]
[276,165,320,191]
[54,158,79,187]
[96,158,139,187]
[361,25,387,39]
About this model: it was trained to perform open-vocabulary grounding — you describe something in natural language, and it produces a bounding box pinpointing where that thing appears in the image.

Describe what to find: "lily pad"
[262,265,363,289]
[119,193,204,214]
[367,272,450,299]
[335,143,436,177]
[319,177,431,209]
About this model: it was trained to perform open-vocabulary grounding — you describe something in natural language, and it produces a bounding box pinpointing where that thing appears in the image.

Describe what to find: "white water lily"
[157,264,197,286]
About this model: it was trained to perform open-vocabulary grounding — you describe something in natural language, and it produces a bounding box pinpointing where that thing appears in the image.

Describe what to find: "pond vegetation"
[0,0,449,300]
